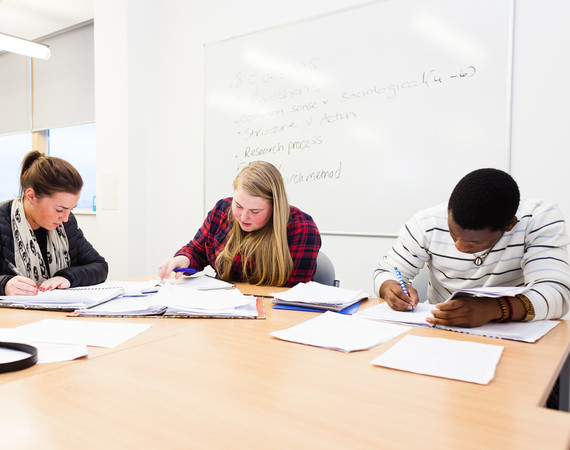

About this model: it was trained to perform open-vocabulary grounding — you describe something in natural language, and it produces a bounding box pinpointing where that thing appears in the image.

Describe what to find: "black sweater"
[0,200,108,294]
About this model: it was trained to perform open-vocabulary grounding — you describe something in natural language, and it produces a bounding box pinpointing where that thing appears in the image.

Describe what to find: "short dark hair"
[448,168,519,231]
[20,151,83,198]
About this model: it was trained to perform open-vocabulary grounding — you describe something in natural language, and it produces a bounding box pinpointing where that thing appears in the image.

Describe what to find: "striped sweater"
[374,199,570,320]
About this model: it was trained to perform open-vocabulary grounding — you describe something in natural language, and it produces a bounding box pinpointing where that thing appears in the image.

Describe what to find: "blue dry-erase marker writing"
[394,267,414,312]
[173,267,199,276]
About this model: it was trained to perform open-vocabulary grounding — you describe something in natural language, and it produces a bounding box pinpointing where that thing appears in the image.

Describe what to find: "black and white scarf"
[11,196,70,284]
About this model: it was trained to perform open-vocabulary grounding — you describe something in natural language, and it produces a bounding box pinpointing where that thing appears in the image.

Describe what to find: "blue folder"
[272,300,363,315]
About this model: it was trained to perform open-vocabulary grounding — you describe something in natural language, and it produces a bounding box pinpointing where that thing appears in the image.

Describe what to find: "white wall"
[510,0,570,215]
[91,0,570,294]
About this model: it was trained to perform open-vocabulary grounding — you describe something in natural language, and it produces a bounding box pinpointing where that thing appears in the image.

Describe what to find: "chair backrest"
[313,251,339,287]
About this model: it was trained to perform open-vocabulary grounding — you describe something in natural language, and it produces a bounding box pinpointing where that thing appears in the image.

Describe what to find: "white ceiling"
[0,0,93,41]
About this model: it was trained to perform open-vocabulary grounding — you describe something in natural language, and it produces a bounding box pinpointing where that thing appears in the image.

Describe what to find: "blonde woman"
[158,161,321,286]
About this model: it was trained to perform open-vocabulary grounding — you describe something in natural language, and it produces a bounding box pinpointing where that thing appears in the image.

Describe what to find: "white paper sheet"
[98,276,234,297]
[171,275,235,290]
[0,329,88,363]
[446,282,534,300]
[0,347,29,363]
[270,310,410,352]
[32,342,88,363]
[370,334,503,384]
[356,302,559,342]
[12,319,151,348]
[356,302,434,325]
[99,280,161,296]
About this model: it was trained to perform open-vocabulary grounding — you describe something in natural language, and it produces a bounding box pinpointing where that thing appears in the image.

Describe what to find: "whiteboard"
[204,0,513,235]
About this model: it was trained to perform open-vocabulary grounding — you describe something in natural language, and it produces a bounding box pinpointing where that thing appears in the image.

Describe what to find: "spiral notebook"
[0,286,124,312]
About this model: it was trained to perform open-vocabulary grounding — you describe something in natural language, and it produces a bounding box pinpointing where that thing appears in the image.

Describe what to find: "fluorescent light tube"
[0,33,51,60]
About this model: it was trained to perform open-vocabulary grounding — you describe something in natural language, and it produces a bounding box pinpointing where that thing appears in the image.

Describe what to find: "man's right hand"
[379,279,419,311]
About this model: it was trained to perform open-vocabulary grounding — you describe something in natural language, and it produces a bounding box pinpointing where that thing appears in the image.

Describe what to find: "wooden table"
[1,284,569,449]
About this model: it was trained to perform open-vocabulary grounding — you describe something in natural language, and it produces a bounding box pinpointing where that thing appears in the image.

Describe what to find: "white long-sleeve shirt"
[374,199,570,320]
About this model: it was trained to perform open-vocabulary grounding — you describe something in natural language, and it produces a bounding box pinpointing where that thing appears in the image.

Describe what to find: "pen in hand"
[5,259,24,277]
[394,266,414,312]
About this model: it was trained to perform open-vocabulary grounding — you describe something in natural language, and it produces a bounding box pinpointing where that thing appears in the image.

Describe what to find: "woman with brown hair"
[0,151,108,296]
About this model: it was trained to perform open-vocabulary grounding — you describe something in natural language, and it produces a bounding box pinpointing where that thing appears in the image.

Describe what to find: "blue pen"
[173,267,199,276]
[394,267,414,312]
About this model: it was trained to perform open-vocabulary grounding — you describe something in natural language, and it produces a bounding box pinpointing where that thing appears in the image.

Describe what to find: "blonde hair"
[216,161,293,286]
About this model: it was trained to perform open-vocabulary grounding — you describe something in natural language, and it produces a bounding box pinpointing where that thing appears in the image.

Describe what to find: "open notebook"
[356,302,559,343]
[0,286,124,312]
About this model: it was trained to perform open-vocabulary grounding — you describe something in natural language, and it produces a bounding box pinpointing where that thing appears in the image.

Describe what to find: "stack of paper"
[270,311,410,352]
[154,284,258,317]
[75,284,262,318]
[270,281,368,312]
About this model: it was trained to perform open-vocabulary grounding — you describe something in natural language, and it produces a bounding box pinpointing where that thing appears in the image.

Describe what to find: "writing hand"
[158,255,191,280]
[380,280,419,312]
[426,296,501,328]
[5,276,38,296]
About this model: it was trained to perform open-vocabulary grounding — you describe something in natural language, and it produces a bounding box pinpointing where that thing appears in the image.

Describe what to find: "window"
[0,126,96,210]
[0,22,96,210]
[48,123,96,210]
[0,132,33,201]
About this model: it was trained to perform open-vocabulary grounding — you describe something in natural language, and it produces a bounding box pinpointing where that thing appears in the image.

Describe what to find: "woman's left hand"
[39,276,71,291]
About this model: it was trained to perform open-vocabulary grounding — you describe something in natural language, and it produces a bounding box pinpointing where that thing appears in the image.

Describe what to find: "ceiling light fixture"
[0,32,50,60]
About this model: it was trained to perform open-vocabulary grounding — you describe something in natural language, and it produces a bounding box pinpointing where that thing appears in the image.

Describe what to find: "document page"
[370,334,503,384]
[356,302,433,326]
[446,282,534,300]
[270,310,410,352]
[0,328,88,363]
[13,319,151,348]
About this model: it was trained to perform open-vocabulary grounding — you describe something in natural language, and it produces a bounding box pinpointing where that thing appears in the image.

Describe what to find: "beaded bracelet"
[495,297,514,323]
[495,297,509,323]
[504,297,514,323]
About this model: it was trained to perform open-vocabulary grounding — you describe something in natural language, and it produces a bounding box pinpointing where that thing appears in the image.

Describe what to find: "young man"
[374,168,570,328]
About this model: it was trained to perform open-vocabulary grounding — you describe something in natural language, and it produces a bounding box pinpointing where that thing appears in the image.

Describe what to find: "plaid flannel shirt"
[175,198,321,287]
